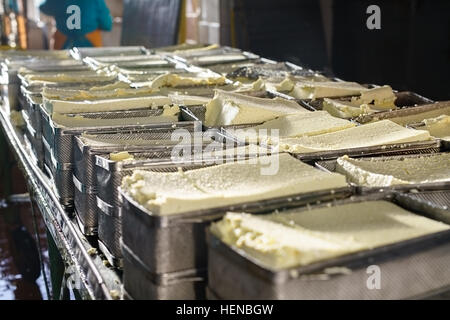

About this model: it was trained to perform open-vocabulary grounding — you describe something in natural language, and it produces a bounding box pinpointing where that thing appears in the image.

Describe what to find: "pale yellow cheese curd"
[205,89,307,127]
[229,111,355,143]
[336,153,450,187]
[421,115,450,141]
[23,71,116,83]
[146,73,227,89]
[289,81,368,100]
[211,201,450,269]
[322,86,396,119]
[168,94,211,106]
[110,151,135,161]
[323,98,375,119]
[45,95,172,114]
[277,120,431,153]
[122,153,347,215]
[350,85,397,110]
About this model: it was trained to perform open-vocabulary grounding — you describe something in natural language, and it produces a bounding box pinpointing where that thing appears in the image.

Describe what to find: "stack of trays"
[298,90,434,116]
[314,152,450,222]
[171,46,257,66]
[207,192,450,299]
[71,124,197,237]
[40,100,195,207]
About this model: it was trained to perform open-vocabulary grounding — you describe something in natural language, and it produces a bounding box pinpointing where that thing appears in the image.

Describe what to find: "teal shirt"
[39,0,113,48]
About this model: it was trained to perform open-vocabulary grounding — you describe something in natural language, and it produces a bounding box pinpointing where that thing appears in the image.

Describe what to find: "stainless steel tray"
[395,191,450,224]
[42,136,74,202]
[315,153,450,194]
[96,154,231,266]
[43,164,74,209]
[22,110,44,169]
[227,61,318,81]
[73,130,189,189]
[70,46,149,60]
[73,175,98,236]
[183,51,260,67]
[120,185,353,275]
[74,147,198,261]
[292,140,442,163]
[23,130,41,170]
[207,192,450,299]
[122,243,206,300]
[300,91,434,115]
[40,103,195,164]
[355,100,449,124]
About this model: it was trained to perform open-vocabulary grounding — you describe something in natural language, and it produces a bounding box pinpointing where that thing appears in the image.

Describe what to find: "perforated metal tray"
[96,152,244,266]
[70,46,149,60]
[40,103,194,164]
[207,192,450,299]
[315,152,450,194]
[355,100,448,124]
[21,109,44,169]
[292,140,442,163]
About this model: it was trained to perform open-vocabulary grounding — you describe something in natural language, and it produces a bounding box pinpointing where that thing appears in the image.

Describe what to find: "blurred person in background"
[39,0,112,49]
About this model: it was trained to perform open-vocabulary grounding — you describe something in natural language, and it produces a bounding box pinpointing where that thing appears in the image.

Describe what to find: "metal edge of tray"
[291,139,442,163]
[314,152,450,194]
[43,101,195,136]
[206,192,450,299]
[0,108,122,300]
[169,47,242,63]
[99,239,123,270]
[185,51,260,67]
[394,191,450,225]
[121,243,206,300]
[299,91,435,114]
[120,186,353,229]
[95,151,267,212]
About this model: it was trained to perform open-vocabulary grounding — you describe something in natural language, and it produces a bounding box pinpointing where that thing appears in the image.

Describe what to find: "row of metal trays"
[2,45,449,301]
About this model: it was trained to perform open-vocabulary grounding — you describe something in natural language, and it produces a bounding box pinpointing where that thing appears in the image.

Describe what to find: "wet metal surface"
[0,204,50,300]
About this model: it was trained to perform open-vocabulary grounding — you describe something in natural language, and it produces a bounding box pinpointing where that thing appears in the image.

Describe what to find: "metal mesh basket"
[207,193,450,299]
